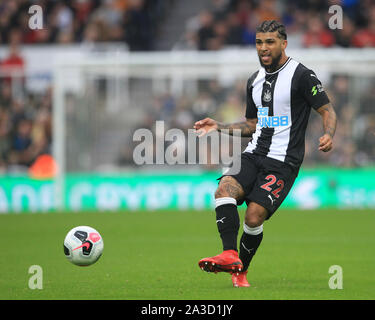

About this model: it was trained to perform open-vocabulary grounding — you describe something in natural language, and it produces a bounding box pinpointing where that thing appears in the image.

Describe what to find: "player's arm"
[300,69,337,153]
[218,118,257,136]
[315,103,337,152]
[194,117,257,137]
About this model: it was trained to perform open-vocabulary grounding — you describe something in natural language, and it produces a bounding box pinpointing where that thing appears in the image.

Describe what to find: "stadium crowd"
[176,0,375,50]
[0,0,169,50]
[0,78,52,173]
[0,0,374,172]
[0,0,374,49]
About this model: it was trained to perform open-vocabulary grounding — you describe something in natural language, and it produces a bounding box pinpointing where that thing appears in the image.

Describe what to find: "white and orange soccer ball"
[63,226,104,266]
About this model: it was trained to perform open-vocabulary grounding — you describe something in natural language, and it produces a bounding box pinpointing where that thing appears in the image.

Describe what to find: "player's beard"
[259,51,283,73]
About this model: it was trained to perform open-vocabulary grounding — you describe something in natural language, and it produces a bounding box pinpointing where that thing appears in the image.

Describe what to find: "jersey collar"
[264,57,292,75]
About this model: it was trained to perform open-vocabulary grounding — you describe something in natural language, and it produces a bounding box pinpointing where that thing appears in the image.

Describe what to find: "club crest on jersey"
[257,107,289,128]
[263,90,272,102]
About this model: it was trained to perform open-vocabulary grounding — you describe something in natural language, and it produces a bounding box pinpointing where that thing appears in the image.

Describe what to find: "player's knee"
[245,202,268,227]
[215,185,231,199]
[245,209,266,227]
[214,176,244,200]
[214,186,223,199]
[244,214,263,228]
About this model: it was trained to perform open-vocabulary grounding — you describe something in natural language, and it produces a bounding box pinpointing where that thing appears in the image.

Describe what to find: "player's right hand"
[318,133,333,152]
[194,117,218,137]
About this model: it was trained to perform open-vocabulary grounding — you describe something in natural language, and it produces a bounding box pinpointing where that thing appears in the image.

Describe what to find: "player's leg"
[233,156,298,287]
[199,153,260,274]
[199,176,245,273]
[239,202,268,271]
[214,175,245,252]
[232,202,267,287]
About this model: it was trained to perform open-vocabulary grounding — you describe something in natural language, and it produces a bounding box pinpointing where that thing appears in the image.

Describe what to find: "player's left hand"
[318,133,333,152]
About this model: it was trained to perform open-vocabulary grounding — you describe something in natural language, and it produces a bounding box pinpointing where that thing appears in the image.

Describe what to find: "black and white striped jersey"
[245,57,330,168]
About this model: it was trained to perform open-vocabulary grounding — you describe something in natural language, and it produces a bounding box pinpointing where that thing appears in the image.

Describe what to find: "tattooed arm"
[194,118,257,137]
[315,103,337,152]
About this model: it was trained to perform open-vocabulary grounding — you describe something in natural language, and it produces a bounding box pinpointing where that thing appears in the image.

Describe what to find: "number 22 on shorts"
[260,174,285,198]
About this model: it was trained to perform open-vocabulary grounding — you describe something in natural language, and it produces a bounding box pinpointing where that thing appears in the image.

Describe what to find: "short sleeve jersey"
[244,57,330,167]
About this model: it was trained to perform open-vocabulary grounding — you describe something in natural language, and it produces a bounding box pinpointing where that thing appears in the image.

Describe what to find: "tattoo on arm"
[317,104,337,137]
[217,120,256,137]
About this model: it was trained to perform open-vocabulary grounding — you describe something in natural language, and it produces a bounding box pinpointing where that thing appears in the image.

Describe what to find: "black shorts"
[218,152,299,220]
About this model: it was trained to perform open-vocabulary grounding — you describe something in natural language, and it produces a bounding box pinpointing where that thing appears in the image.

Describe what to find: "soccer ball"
[63,226,104,266]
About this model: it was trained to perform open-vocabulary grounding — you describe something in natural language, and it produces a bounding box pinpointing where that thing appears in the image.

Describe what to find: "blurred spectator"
[216,92,243,123]
[192,91,216,121]
[351,20,375,48]
[197,11,215,50]
[9,117,33,166]
[171,96,195,131]
[333,16,356,48]
[360,82,375,116]
[208,0,230,19]
[302,15,335,48]
[254,0,280,22]
[0,44,25,87]
[124,0,154,51]
[0,107,11,171]
[207,79,228,104]
[50,2,74,32]
[0,83,12,109]
[234,0,253,27]
[82,21,102,43]
[72,0,95,25]
[357,118,375,163]
[90,0,125,42]
[225,12,244,46]
[330,75,350,108]
[91,0,123,27]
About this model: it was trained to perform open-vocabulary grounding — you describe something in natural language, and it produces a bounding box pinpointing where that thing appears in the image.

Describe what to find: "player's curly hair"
[256,20,287,40]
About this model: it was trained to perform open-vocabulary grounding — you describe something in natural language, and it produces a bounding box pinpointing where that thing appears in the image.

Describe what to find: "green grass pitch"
[0,208,374,300]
